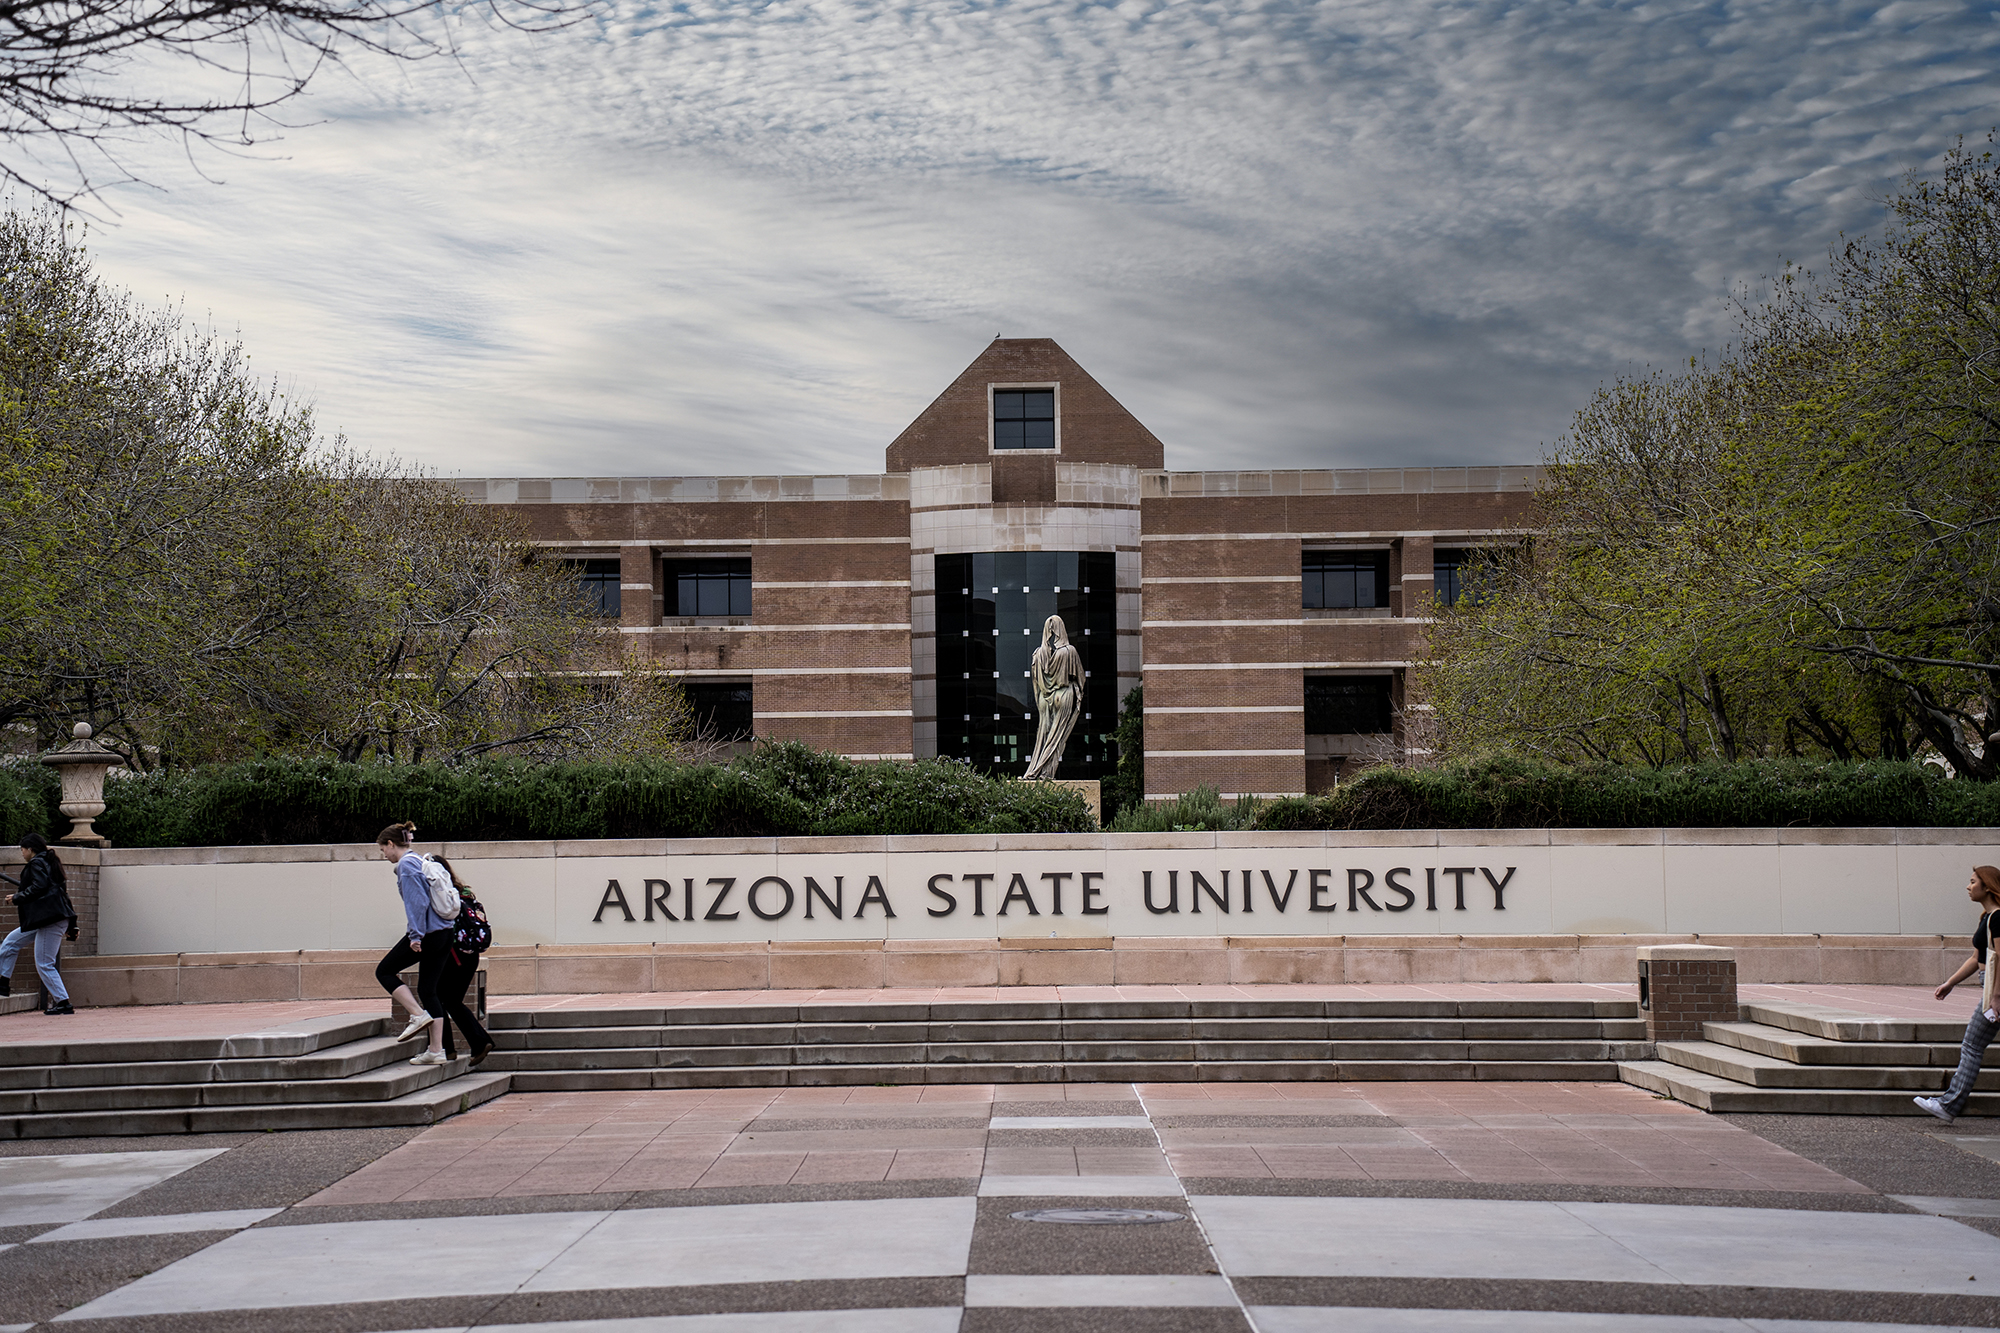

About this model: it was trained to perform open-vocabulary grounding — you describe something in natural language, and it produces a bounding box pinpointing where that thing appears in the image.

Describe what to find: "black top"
[1978,910,1994,966]
[1,853,75,932]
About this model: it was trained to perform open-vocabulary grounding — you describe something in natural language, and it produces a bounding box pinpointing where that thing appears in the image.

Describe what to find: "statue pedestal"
[1033,778,1100,824]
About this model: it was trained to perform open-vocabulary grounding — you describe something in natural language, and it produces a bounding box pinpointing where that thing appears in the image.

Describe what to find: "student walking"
[1916,865,2000,1121]
[371,821,456,1066]
[0,834,79,1015]
[430,857,494,1068]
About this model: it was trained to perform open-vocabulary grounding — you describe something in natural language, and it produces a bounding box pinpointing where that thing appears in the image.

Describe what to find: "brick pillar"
[620,544,656,630]
[1638,944,1736,1043]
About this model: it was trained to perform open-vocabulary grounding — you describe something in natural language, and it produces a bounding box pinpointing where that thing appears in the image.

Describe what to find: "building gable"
[884,338,1165,473]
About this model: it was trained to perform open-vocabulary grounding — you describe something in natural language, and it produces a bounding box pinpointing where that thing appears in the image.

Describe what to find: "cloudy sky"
[61,0,2000,478]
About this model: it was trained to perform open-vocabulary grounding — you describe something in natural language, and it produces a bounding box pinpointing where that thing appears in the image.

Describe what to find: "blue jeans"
[1942,996,1998,1115]
[0,924,68,1003]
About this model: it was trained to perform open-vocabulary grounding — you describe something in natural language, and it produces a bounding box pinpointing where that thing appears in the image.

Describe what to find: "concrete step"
[0,1072,512,1139]
[508,1059,1623,1092]
[486,998,1641,1031]
[1740,1001,1964,1045]
[1618,1060,2000,1115]
[496,1019,1645,1051]
[0,1034,421,1091]
[0,1053,474,1114]
[1653,1040,2000,1092]
[1702,1021,1953,1067]
[484,1038,1648,1074]
[0,1013,390,1068]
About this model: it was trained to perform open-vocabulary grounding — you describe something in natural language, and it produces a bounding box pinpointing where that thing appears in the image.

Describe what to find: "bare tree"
[0,0,591,204]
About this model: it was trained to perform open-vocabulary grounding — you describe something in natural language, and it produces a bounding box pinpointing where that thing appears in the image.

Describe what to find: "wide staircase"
[1619,1000,2000,1114]
[484,997,1651,1088]
[0,1013,510,1139]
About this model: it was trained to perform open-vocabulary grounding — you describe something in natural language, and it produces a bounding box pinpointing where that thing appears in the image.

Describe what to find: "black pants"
[438,948,491,1059]
[375,931,454,1030]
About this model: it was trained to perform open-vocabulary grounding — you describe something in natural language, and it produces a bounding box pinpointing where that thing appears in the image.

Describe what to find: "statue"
[1024,614,1084,780]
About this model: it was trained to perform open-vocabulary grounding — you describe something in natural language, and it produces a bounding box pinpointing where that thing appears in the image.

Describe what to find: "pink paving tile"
[693,1154,809,1187]
[789,1151,897,1184]
[886,1149,986,1180]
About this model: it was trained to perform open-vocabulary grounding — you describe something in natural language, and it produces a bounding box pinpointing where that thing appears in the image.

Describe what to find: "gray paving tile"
[31,1208,281,1242]
[1195,1196,2000,1295]
[386,1311,963,1332]
[55,1198,977,1320]
[1891,1196,2000,1217]
[989,1117,1152,1130]
[0,1150,225,1226]
[1251,1310,1996,1332]
[979,1176,1181,1196]
[960,1310,1248,1332]
[523,1198,976,1291]
[966,1274,1236,1306]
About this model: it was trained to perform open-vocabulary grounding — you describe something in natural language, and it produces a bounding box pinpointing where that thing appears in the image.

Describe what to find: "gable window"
[993,389,1056,450]
[1302,550,1388,609]
[566,558,621,616]
[663,557,751,617]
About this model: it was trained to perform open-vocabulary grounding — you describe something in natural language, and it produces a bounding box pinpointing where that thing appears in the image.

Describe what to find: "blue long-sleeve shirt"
[397,853,453,943]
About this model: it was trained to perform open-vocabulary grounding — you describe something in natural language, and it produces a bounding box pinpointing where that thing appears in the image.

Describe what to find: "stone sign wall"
[93,827,1999,957]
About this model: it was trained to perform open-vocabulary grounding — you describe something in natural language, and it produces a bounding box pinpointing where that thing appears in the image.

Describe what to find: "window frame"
[660,554,753,620]
[1304,673,1395,736]
[988,382,1061,454]
[1301,547,1391,610]
[562,556,623,618]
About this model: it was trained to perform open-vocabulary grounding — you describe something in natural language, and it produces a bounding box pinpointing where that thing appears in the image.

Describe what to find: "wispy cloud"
[72,0,2000,475]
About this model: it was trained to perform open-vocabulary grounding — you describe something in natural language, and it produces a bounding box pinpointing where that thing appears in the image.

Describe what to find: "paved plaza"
[1,985,1998,1331]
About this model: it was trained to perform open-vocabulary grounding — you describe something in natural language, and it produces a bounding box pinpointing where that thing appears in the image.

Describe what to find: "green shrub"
[0,762,59,844]
[1249,755,1999,830]
[1109,785,1264,832]
[94,741,1097,847]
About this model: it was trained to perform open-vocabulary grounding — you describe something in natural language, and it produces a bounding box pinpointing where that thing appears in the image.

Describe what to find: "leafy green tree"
[0,208,690,766]
[1421,135,2000,774]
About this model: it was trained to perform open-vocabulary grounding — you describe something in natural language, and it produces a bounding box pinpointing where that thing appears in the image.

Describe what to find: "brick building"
[456,339,1539,799]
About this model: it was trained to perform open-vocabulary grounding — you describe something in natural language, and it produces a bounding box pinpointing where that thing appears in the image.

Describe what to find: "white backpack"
[419,855,462,920]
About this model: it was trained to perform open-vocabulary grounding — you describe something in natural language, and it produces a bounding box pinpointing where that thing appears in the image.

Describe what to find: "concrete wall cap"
[1637,944,1734,961]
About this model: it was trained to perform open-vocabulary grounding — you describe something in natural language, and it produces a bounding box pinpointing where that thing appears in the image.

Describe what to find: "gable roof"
[885,338,1165,472]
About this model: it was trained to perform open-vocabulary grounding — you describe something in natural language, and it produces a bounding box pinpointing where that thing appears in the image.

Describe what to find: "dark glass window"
[663,558,751,618]
[1302,550,1388,609]
[1305,676,1393,735]
[934,551,1116,780]
[683,681,753,741]
[1434,548,1493,607]
[566,558,621,616]
[993,389,1056,450]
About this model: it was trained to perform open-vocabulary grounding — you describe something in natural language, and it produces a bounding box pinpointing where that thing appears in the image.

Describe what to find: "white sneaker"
[1914,1095,1954,1122]
[409,1050,447,1066]
[397,1012,433,1041]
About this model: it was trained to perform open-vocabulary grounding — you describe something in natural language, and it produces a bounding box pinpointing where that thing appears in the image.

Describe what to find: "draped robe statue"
[1024,614,1084,781]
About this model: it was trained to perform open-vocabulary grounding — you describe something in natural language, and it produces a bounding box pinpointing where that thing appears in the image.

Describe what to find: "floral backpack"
[451,891,493,958]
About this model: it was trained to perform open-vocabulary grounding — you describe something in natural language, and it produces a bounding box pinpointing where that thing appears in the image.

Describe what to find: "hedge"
[1252,756,2000,831]
[88,742,1097,847]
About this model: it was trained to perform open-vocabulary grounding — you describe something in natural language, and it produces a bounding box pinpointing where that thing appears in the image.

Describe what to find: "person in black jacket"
[0,834,78,1015]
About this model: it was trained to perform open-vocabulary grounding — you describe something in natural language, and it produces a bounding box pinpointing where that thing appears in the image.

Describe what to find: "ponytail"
[376,821,417,849]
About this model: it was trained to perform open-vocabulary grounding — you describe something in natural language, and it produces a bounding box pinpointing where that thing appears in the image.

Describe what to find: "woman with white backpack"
[372,821,460,1067]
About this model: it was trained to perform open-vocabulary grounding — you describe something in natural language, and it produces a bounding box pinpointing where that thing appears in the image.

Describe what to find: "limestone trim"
[1147,748,1306,757]
[756,710,916,718]
[1141,529,1536,543]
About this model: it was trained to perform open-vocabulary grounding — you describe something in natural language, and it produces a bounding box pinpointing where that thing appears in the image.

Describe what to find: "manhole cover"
[1010,1208,1186,1225]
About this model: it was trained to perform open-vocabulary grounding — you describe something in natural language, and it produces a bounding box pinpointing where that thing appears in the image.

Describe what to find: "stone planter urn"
[42,722,120,845]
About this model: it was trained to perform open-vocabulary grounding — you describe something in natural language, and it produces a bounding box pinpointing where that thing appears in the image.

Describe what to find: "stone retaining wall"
[54,931,1969,1005]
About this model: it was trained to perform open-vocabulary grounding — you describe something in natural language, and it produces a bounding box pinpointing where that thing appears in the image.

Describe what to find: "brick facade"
[459,339,1540,795]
